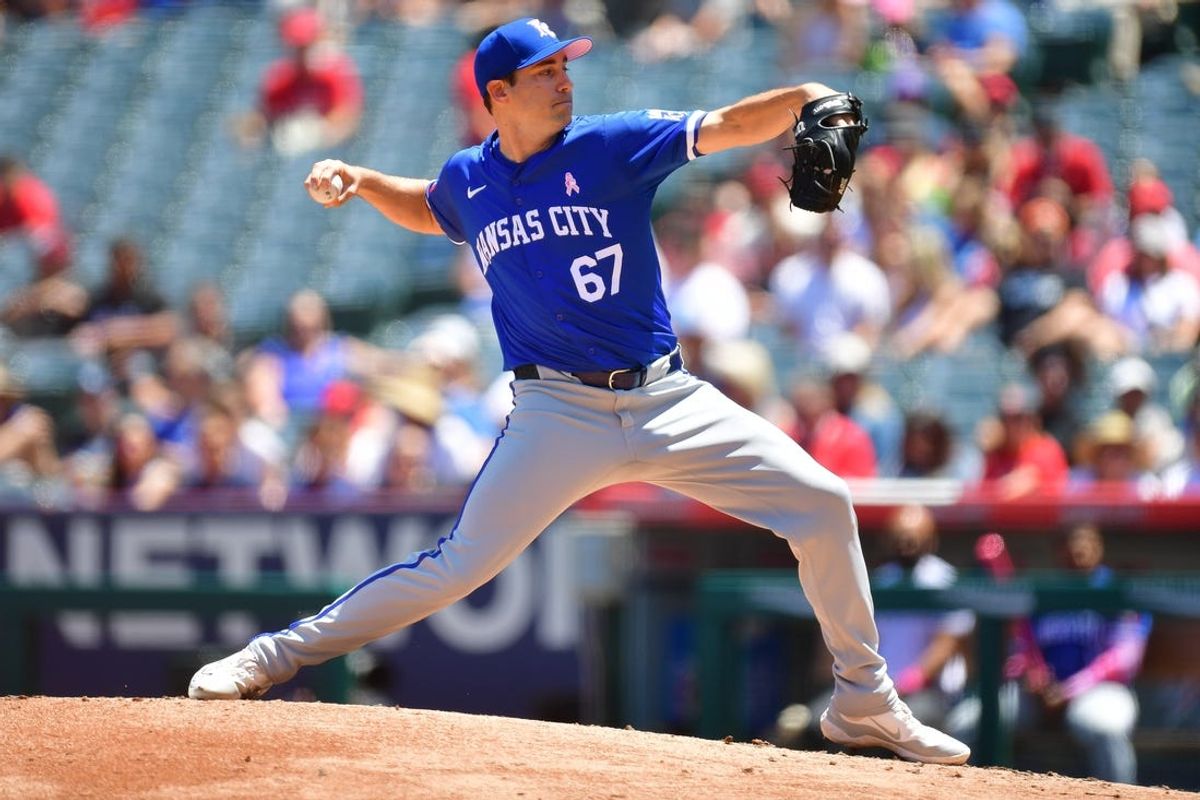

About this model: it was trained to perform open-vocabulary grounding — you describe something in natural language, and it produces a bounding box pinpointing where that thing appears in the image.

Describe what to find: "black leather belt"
[514,350,683,390]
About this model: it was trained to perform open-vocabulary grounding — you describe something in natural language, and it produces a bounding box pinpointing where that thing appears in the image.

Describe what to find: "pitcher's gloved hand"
[785,93,868,213]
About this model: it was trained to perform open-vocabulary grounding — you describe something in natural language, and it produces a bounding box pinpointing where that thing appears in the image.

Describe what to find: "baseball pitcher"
[189,16,969,765]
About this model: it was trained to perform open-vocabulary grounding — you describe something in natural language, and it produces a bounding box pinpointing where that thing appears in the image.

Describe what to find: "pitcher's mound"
[0,696,1185,799]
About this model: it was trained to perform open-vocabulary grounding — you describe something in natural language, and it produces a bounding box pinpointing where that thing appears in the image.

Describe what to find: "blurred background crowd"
[4,0,1200,786]
[3,0,1200,511]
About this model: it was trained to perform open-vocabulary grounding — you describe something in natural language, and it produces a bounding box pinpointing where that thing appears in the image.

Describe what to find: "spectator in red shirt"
[788,377,877,479]
[80,0,138,33]
[980,383,1069,498]
[0,156,71,265]
[1003,103,1113,262]
[234,8,363,156]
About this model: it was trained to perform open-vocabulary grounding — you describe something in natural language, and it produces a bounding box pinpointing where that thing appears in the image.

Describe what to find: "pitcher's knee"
[409,546,495,604]
[817,475,856,526]
[432,561,498,603]
[782,475,857,545]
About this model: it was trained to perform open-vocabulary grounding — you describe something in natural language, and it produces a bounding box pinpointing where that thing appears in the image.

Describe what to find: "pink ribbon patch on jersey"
[564,172,580,196]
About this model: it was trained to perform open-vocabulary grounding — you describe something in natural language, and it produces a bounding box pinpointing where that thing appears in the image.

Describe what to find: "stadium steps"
[0,19,87,157]
[153,7,281,309]
[0,239,36,301]
[82,5,244,290]
[31,21,158,233]
[309,22,465,319]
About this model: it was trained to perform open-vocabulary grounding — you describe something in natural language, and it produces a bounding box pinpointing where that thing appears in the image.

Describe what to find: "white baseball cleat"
[188,648,273,700]
[819,698,971,765]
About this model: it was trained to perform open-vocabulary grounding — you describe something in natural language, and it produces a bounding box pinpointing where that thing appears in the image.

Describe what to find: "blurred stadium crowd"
[0,0,1199,514]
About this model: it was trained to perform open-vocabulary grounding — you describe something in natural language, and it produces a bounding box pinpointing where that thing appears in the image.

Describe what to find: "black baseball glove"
[785,93,869,213]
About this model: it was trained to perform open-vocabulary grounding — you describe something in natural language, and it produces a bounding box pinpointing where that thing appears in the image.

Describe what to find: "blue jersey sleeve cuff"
[686,110,707,161]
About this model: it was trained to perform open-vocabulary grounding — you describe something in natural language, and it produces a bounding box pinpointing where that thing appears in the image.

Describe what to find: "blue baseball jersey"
[426,109,707,372]
[1030,566,1153,681]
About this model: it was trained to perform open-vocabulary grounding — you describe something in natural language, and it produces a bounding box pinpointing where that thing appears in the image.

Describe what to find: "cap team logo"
[527,19,556,38]
[564,172,580,197]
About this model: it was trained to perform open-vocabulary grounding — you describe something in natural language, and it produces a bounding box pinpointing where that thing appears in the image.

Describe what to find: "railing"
[695,571,1200,766]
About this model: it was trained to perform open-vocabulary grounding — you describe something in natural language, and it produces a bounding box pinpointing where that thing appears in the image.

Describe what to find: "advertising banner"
[1,510,582,718]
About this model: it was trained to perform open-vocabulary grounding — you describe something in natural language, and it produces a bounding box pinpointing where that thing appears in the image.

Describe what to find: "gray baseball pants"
[248,363,895,715]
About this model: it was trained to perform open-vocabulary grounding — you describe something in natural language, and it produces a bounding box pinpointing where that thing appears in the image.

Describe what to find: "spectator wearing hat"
[1069,410,1161,497]
[373,371,443,493]
[1106,356,1184,473]
[1091,207,1200,355]
[701,338,792,430]
[979,383,1069,499]
[290,379,366,500]
[234,7,363,156]
[406,314,494,479]
[372,366,480,488]
[1088,162,1200,294]
[823,332,903,476]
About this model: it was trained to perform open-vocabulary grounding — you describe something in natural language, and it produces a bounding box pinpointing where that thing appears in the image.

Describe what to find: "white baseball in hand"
[308,174,344,205]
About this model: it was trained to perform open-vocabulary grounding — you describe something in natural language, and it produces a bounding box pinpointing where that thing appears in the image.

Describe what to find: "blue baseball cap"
[474,17,592,100]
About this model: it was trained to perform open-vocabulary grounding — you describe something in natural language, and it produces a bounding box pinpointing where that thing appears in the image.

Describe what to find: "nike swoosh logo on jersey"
[467,185,487,199]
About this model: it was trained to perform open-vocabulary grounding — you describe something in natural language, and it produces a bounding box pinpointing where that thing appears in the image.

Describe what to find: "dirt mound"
[0,696,1187,799]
